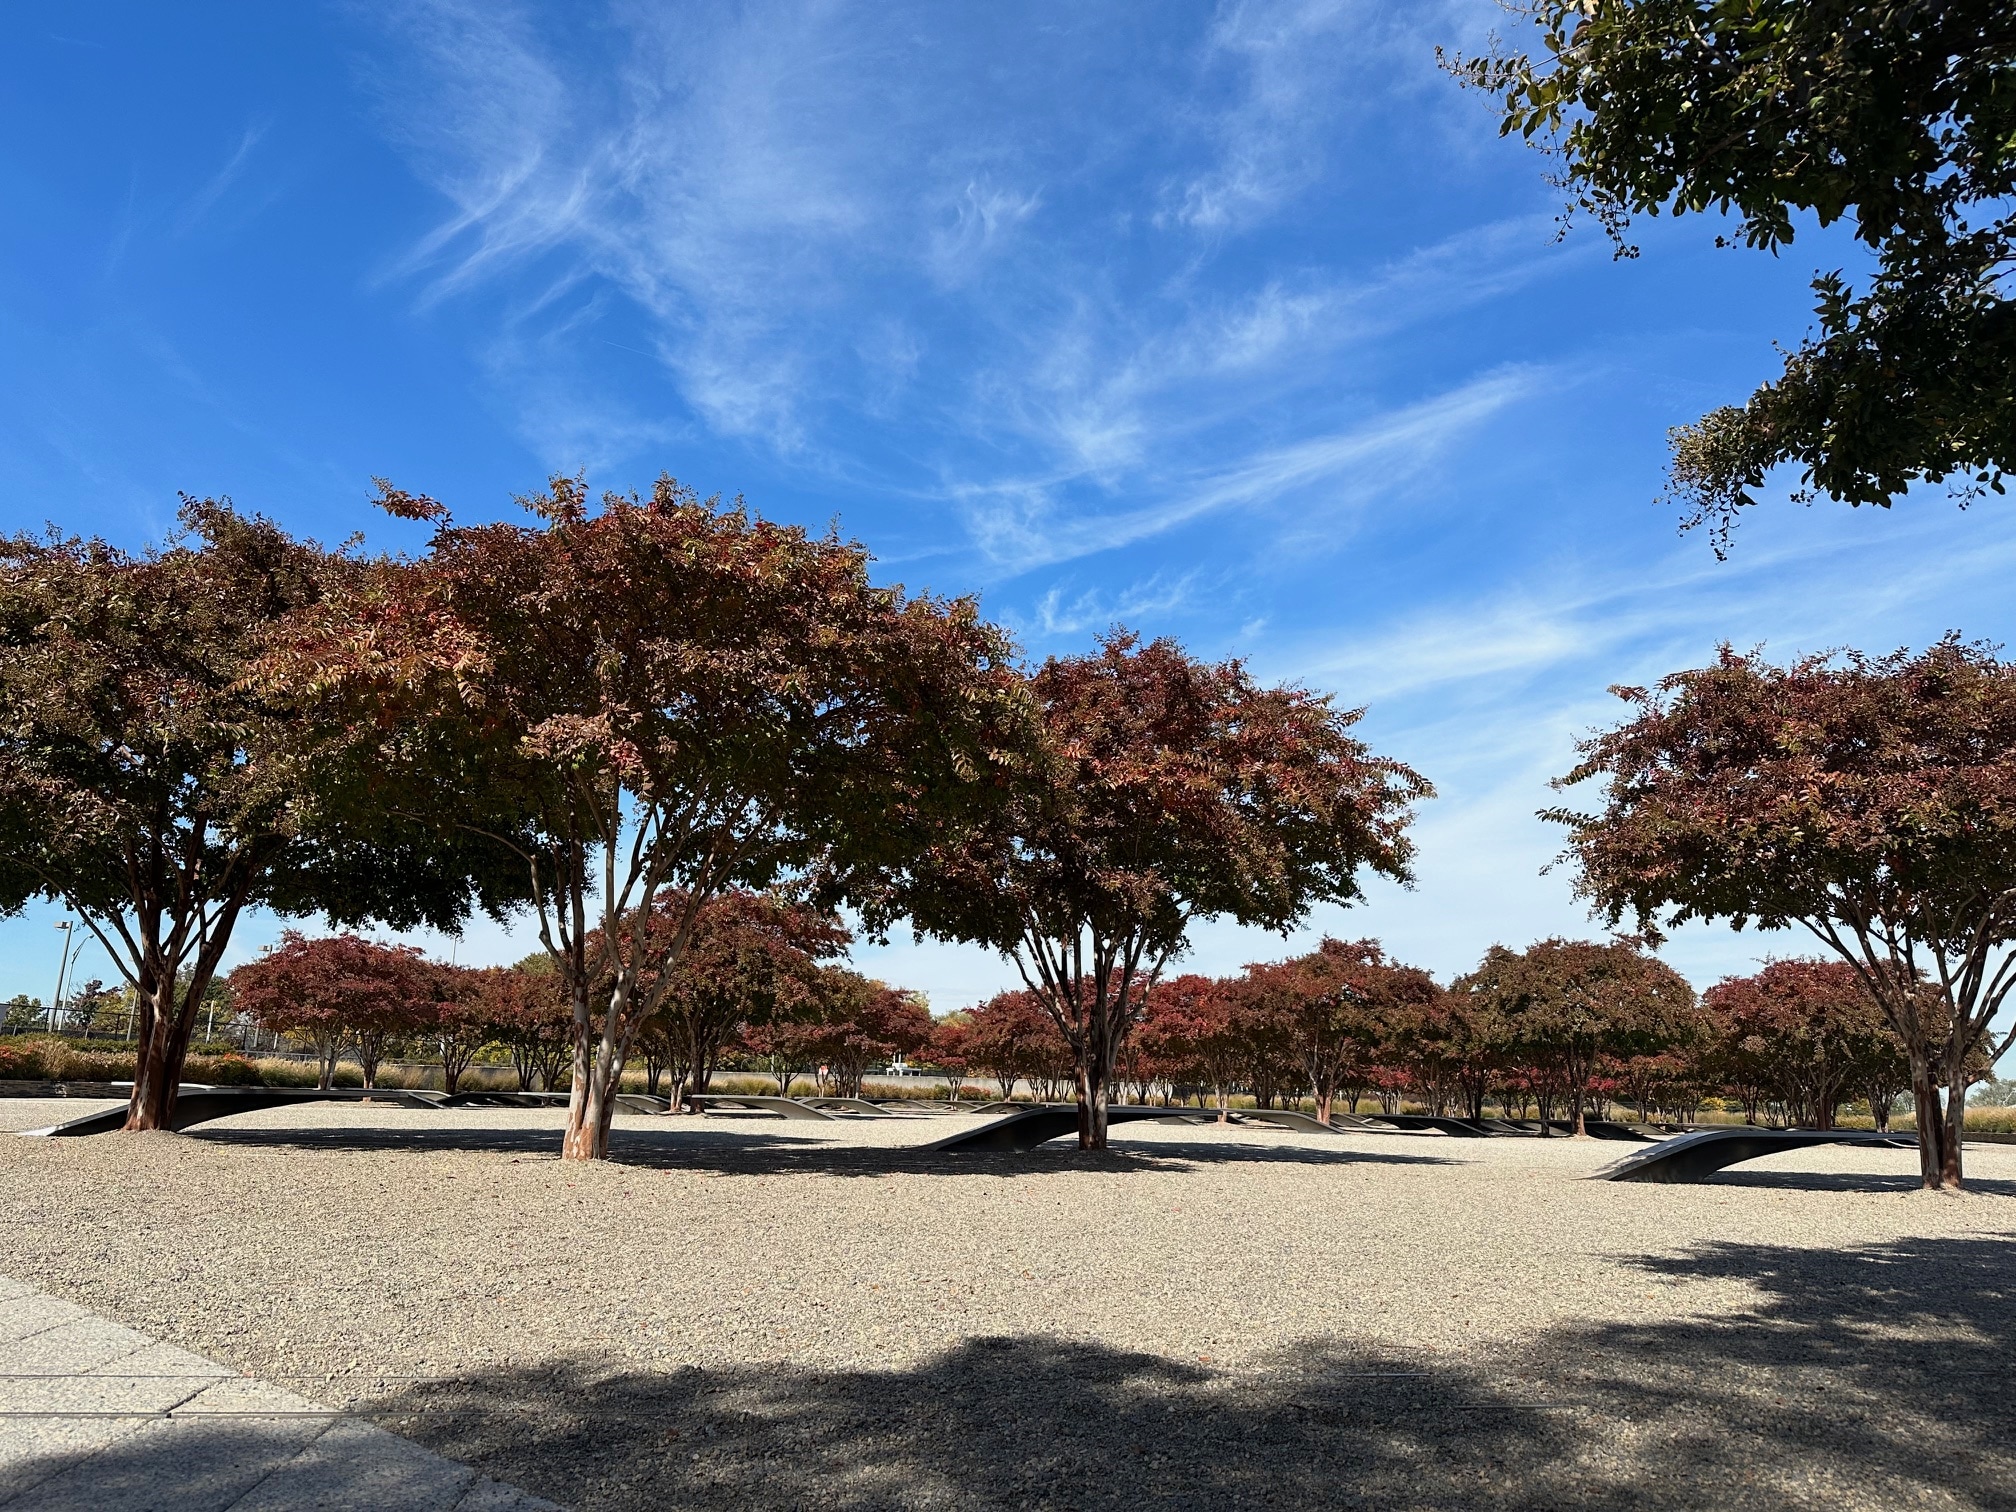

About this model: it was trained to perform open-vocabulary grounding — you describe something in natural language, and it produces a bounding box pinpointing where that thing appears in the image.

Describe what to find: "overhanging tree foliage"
[1450,2,2016,547]
[0,502,510,1130]
[888,632,1430,1149]
[1547,638,2016,1186]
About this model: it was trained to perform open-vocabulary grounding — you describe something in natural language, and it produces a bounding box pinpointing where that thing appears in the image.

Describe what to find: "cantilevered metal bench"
[1497,1118,1653,1141]
[1240,1109,1344,1134]
[22,1086,446,1137]
[687,1094,839,1121]
[1358,1113,1493,1138]
[926,1103,1218,1152]
[802,1097,910,1117]
[1593,1127,1915,1182]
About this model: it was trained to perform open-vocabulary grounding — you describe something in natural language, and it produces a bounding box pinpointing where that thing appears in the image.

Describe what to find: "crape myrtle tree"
[921,1012,973,1097]
[1704,959,1909,1130]
[425,964,495,1096]
[786,967,934,1099]
[1452,939,1695,1136]
[1243,939,1439,1125]
[1549,640,2016,1186]
[1146,973,1251,1121]
[227,931,435,1090]
[1449,3,2016,549]
[650,889,846,1107]
[287,477,1029,1161]
[0,503,509,1129]
[478,958,574,1092]
[960,989,1063,1103]
[889,632,1430,1149]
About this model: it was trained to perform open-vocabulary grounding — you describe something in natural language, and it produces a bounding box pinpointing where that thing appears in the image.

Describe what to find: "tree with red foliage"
[474,958,574,1092]
[922,1013,974,1097]
[1243,939,1440,1124]
[789,968,934,1098]
[1137,974,1242,1118]
[0,504,511,1133]
[649,890,847,1106]
[961,989,1067,1103]
[1706,959,1912,1130]
[892,632,1429,1147]
[1551,640,2016,1186]
[228,931,433,1089]
[1452,939,1695,1136]
[282,476,1029,1160]
[422,964,495,1096]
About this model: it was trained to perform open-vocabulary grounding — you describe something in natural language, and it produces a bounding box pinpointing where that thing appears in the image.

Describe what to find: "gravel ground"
[4,1099,2014,1511]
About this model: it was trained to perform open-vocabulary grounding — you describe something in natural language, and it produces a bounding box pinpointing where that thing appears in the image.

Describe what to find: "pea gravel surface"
[4,1098,2013,1511]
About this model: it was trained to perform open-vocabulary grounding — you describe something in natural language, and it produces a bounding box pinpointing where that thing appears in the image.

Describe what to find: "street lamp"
[50,921,74,1034]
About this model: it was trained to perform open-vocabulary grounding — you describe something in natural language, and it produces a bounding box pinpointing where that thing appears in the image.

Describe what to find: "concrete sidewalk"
[0,1275,559,1511]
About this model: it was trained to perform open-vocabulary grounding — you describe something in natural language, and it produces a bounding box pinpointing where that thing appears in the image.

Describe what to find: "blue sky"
[6,1,2016,1014]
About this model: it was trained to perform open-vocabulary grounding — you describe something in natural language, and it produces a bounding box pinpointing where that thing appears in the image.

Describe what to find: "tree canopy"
[281,475,1030,1159]
[1450,1,2016,545]
[0,501,510,1128]
[1547,637,2016,1184]
[889,631,1430,1148]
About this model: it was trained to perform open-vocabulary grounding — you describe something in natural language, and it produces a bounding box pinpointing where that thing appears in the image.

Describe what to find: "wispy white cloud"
[950,364,1541,573]
[1163,0,1480,233]
[173,123,268,237]
[1019,569,1202,639]
[356,0,1558,561]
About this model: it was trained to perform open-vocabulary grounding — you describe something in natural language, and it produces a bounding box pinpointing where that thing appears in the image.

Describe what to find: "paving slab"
[0,1278,561,1511]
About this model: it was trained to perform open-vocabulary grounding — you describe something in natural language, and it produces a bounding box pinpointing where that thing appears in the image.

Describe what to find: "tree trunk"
[1908,1056,1946,1190]
[1941,1066,1968,1190]
[563,1025,624,1161]
[1076,1026,1116,1149]
[123,982,195,1132]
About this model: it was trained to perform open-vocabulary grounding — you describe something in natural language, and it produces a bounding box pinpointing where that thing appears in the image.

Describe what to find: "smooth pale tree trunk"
[563,1027,625,1161]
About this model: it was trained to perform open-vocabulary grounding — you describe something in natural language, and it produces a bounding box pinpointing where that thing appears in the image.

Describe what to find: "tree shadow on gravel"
[186,1125,1457,1178]
[346,1233,2016,1512]
[1688,1167,2016,1197]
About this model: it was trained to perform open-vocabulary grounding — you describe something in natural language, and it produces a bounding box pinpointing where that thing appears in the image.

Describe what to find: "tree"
[787,968,934,1099]
[1,995,42,1034]
[423,964,495,1096]
[962,989,1066,1103]
[227,932,433,1090]
[0,502,506,1130]
[1142,974,1243,1120]
[477,958,574,1092]
[652,890,846,1107]
[287,476,1029,1160]
[1452,939,1695,1136]
[1450,2,2016,548]
[892,632,1430,1148]
[1704,959,1906,1130]
[1549,640,2016,1185]
[920,1012,973,1098]
[1243,939,1439,1124]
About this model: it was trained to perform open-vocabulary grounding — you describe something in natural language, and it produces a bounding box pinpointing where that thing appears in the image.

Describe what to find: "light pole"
[49,921,75,1034]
